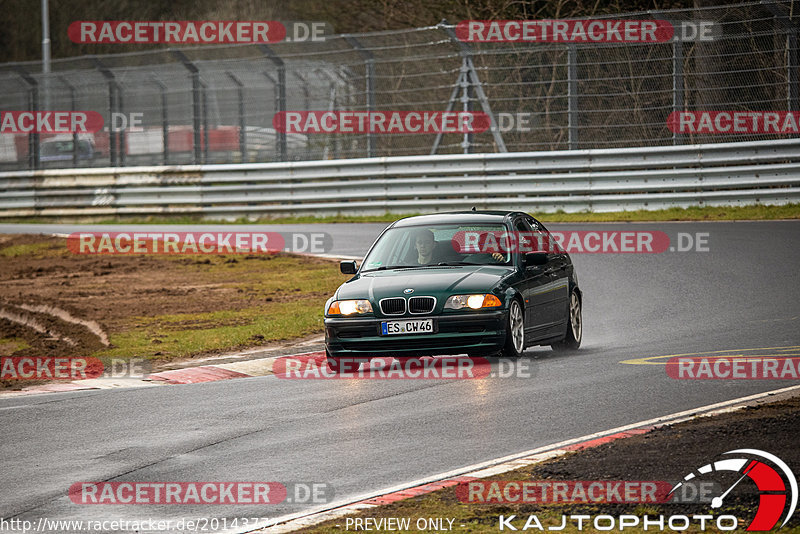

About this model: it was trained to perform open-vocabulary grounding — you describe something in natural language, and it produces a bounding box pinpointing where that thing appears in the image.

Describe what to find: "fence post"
[117,84,126,166]
[315,69,339,159]
[567,44,579,150]
[789,28,798,112]
[14,67,40,170]
[344,35,375,157]
[258,44,287,161]
[90,57,122,166]
[293,72,311,113]
[57,76,79,166]
[171,50,201,165]
[263,72,283,161]
[201,81,210,163]
[672,39,685,145]
[150,73,169,165]
[226,72,247,162]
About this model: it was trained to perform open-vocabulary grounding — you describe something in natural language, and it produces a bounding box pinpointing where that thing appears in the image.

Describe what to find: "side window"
[514,218,532,232]
[513,217,535,255]
[529,218,564,254]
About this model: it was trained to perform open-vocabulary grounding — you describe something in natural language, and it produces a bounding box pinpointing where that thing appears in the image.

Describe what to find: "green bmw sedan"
[324,211,582,367]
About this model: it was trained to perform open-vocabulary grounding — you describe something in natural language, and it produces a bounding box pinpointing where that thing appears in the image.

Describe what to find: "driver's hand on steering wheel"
[491,252,504,261]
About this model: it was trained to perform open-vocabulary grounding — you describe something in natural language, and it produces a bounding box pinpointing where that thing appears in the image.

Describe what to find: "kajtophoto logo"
[495,450,796,531]
[669,449,797,531]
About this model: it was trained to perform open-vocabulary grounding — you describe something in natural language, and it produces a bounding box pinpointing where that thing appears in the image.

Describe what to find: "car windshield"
[361,223,512,271]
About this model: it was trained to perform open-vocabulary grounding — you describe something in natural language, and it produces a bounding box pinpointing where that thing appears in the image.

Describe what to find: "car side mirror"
[340,260,358,274]
[524,252,548,267]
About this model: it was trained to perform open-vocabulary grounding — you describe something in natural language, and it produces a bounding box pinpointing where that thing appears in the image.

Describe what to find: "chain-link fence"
[0,1,797,171]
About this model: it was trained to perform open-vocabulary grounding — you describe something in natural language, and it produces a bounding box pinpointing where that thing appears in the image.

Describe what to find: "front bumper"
[324,310,507,358]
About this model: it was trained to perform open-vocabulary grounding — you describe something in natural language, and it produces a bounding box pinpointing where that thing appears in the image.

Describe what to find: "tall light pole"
[42,0,50,74]
[42,0,51,109]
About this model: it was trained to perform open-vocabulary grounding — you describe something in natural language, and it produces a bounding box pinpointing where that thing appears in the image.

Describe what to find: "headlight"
[444,294,502,310]
[327,299,373,315]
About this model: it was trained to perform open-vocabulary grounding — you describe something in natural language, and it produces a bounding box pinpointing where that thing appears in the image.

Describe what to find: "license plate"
[381,319,433,335]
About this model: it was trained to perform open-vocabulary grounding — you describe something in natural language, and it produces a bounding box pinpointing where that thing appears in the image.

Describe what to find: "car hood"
[336,265,513,302]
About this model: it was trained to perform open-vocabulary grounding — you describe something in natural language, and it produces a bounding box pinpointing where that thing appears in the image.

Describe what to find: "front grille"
[408,296,436,314]
[380,297,406,315]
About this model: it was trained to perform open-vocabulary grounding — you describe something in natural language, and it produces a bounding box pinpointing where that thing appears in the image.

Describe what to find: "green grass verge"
[0,242,55,257]
[89,255,343,362]
[2,204,799,225]
[92,299,325,361]
[0,338,31,356]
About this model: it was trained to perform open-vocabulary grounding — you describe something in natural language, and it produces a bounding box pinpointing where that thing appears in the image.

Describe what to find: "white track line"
[247,384,800,534]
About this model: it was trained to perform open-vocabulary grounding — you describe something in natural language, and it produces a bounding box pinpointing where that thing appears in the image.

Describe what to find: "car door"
[512,216,555,338]
[529,218,571,335]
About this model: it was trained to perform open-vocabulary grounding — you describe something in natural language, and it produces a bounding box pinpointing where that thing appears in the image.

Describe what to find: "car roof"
[391,211,527,228]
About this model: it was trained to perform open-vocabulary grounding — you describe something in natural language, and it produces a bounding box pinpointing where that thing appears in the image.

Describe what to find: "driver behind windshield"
[414,229,439,264]
[414,228,505,265]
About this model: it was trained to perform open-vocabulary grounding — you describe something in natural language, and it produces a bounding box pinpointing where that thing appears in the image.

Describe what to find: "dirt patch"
[0,233,340,387]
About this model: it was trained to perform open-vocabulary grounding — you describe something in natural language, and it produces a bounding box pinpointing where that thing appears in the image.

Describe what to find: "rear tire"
[502,299,525,358]
[551,289,582,351]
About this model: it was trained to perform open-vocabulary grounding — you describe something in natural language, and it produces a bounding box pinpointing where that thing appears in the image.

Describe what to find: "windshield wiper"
[363,265,423,272]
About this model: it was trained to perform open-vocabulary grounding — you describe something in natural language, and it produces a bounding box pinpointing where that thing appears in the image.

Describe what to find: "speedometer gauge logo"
[669,449,797,531]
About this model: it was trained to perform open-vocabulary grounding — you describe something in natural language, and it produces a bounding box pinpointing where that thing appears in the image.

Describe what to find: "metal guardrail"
[1,138,798,217]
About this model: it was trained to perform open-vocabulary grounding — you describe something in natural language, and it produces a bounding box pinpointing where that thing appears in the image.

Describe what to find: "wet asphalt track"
[0,220,799,531]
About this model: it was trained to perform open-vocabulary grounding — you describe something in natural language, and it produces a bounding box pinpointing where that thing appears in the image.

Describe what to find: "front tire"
[325,349,342,374]
[551,289,582,351]
[502,299,525,358]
